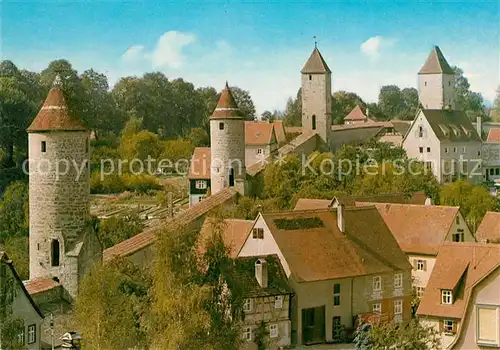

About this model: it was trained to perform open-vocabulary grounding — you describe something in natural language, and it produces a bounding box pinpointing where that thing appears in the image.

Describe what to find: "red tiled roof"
[284,126,303,134]
[487,128,500,142]
[272,120,286,144]
[294,198,332,211]
[198,218,254,258]
[345,105,368,121]
[475,211,500,242]
[211,82,244,120]
[188,147,211,179]
[417,243,500,319]
[245,121,276,145]
[331,121,393,131]
[27,86,87,132]
[103,188,238,261]
[24,277,61,295]
[356,203,459,255]
[418,46,454,75]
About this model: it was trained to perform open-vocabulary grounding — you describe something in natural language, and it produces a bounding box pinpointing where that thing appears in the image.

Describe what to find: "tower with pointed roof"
[418,46,456,110]
[27,76,101,299]
[210,82,246,196]
[301,46,332,143]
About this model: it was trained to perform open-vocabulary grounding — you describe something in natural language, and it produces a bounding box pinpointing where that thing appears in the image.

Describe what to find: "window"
[257,148,263,154]
[243,299,252,313]
[456,215,460,225]
[274,295,283,309]
[394,273,403,289]
[496,168,500,176]
[28,324,36,344]
[477,305,500,346]
[416,286,425,298]
[18,327,25,346]
[219,122,224,130]
[441,290,452,304]
[333,283,341,306]
[445,147,449,153]
[452,233,462,242]
[418,126,423,137]
[373,303,381,314]
[51,239,60,267]
[490,168,494,176]
[242,327,252,341]
[373,276,382,291]
[424,81,427,86]
[462,146,466,153]
[252,228,264,239]
[41,141,46,153]
[449,81,451,86]
[478,149,481,157]
[427,147,431,153]
[85,140,89,153]
[312,115,316,130]
[309,74,312,81]
[419,147,423,153]
[416,259,426,271]
[198,196,206,202]
[453,147,457,153]
[195,180,207,189]
[394,300,403,315]
[269,324,278,338]
[443,319,454,334]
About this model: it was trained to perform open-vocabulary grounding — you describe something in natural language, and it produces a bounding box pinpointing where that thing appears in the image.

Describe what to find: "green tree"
[97,214,144,249]
[378,85,404,119]
[400,87,419,120]
[119,130,163,169]
[263,155,304,209]
[160,138,195,174]
[230,86,256,121]
[491,86,500,121]
[453,66,487,121]
[0,181,29,240]
[283,89,302,126]
[331,91,366,124]
[4,236,29,280]
[189,127,210,147]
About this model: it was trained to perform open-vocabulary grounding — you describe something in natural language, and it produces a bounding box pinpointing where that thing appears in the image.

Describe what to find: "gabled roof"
[417,243,500,319]
[210,82,244,120]
[345,105,368,121]
[420,109,481,142]
[272,120,286,144]
[487,128,500,142]
[475,211,500,243]
[198,218,254,258]
[103,188,238,261]
[245,121,276,146]
[301,47,331,74]
[24,277,61,295]
[234,255,293,297]
[418,46,454,75]
[27,76,87,132]
[0,251,44,319]
[355,203,460,255]
[261,207,410,282]
[294,198,332,211]
[188,147,211,179]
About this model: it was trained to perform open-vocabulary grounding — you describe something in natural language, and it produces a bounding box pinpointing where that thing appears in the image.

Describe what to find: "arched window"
[51,239,60,267]
[312,115,316,130]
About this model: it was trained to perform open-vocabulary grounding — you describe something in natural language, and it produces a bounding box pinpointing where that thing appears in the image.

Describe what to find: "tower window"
[424,81,427,86]
[41,141,46,153]
[312,115,316,130]
[309,74,312,81]
[219,122,224,130]
[228,168,235,187]
[51,239,60,267]
[85,140,89,153]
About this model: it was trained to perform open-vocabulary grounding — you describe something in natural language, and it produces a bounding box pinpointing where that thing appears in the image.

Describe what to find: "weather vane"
[313,36,317,48]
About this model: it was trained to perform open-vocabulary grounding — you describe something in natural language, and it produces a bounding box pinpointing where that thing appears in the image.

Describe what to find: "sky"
[1,0,499,115]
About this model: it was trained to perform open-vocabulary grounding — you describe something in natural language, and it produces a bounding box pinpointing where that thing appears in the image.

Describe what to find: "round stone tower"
[210,82,246,195]
[26,75,92,294]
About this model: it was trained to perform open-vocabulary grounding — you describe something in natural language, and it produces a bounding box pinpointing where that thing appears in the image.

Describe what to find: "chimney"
[337,204,345,232]
[255,259,268,288]
[167,191,173,218]
[424,197,432,206]
[476,116,482,140]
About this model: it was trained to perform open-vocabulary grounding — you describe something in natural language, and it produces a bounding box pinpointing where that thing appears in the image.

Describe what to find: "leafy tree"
[453,66,487,121]
[440,180,496,231]
[491,86,500,121]
[263,155,304,209]
[119,130,163,170]
[197,86,219,132]
[378,85,404,120]
[97,214,144,249]
[283,89,302,126]
[189,127,210,147]
[331,91,366,124]
[400,87,419,120]
[230,86,256,121]
[4,236,29,280]
[0,181,29,240]
[160,138,195,174]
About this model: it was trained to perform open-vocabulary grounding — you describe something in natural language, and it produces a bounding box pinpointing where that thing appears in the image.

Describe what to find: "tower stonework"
[27,76,101,299]
[210,82,246,196]
[418,46,456,110]
[301,47,332,143]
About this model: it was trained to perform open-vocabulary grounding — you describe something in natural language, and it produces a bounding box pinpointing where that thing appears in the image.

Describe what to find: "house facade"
[244,121,278,168]
[417,243,500,349]
[237,206,413,345]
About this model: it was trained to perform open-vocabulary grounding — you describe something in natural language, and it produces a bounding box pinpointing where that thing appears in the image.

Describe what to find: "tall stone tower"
[418,46,456,110]
[301,46,332,143]
[27,76,101,299]
[210,82,246,196]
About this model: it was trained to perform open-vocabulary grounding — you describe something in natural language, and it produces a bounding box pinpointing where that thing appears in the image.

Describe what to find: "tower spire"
[313,36,317,48]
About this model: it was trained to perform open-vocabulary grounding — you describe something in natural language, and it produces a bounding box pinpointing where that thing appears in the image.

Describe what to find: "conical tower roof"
[301,47,331,74]
[418,46,454,75]
[210,82,243,120]
[27,75,87,132]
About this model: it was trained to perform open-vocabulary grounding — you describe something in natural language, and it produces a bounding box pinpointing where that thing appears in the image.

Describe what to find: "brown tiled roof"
[198,218,254,258]
[278,132,318,157]
[245,121,276,145]
[272,120,286,144]
[284,126,303,134]
[345,105,368,121]
[27,86,87,132]
[294,198,332,211]
[24,277,61,295]
[355,203,459,255]
[103,188,238,261]
[331,121,393,131]
[210,82,244,120]
[262,207,410,282]
[487,128,500,142]
[0,252,44,318]
[420,109,481,142]
[417,242,500,319]
[475,211,500,243]
[301,47,331,74]
[418,46,454,75]
[188,147,211,179]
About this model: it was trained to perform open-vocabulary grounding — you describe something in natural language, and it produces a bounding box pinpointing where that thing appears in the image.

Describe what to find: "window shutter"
[412,259,416,269]
[452,320,457,334]
[423,260,427,271]
[439,320,444,332]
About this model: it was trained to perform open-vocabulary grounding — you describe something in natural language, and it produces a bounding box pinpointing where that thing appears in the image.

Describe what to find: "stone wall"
[418,73,455,110]
[301,72,332,143]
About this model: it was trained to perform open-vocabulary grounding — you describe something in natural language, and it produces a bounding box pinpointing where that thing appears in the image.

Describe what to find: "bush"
[122,174,162,193]
[98,214,144,248]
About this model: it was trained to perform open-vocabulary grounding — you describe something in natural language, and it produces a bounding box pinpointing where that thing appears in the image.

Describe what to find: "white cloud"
[121,45,146,62]
[152,31,196,69]
[360,36,396,59]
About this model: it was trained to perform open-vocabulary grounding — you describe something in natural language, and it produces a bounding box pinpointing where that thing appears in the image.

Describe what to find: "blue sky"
[2,0,499,114]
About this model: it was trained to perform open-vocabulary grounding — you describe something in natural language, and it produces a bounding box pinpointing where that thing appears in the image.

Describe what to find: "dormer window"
[441,289,452,304]
[41,141,46,153]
